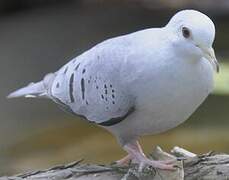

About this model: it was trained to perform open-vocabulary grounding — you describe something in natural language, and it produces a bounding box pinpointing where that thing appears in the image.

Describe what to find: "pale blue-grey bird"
[8,10,219,170]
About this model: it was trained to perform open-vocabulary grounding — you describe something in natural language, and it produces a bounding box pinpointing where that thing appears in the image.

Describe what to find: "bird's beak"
[201,47,219,73]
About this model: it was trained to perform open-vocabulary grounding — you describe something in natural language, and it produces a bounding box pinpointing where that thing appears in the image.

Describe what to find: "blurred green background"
[1,0,229,175]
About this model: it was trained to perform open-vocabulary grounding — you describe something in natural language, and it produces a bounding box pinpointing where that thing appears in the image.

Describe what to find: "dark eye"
[182,27,191,38]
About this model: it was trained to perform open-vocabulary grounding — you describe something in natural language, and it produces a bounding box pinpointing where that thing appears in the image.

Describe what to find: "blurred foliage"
[1,0,229,15]
[214,62,229,95]
[0,0,77,14]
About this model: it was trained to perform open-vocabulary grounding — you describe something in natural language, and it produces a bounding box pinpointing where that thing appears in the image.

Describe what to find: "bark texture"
[1,147,229,180]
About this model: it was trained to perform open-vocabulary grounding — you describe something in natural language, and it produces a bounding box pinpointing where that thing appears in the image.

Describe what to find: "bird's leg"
[123,141,175,171]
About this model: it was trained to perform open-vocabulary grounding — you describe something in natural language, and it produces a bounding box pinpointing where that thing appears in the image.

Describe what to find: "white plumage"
[8,9,219,170]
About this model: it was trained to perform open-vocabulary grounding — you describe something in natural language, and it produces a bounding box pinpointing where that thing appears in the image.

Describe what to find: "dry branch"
[1,146,229,180]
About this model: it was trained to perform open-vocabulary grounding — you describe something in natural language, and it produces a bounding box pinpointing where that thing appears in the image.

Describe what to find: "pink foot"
[116,155,131,166]
[157,159,176,165]
[137,158,175,171]
[122,141,176,171]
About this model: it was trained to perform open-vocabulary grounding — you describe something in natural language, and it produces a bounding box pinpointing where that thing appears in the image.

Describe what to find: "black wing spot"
[69,73,75,103]
[105,97,108,101]
[86,100,89,105]
[112,89,115,93]
[88,80,90,84]
[105,89,108,94]
[104,84,107,88]
[112,94,115,98]
[99,106,135,126]
[81,78,85,100]
[64,66,68,74]
[101,94,104,99]
[96,86,99,89]
[75,63,80,71]
[56,82,60,88]
[82,69,86,74]
[110,84,112,88]
[112,101,115,104]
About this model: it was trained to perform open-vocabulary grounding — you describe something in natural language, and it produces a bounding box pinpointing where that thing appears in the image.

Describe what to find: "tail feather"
[7,73,55,99]
[7,81,46,98]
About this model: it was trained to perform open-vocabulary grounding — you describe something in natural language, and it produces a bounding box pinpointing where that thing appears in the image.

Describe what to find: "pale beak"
[201,47,219,73]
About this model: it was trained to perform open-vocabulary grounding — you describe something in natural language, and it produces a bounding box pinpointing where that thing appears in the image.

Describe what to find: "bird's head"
[166,9,219,73]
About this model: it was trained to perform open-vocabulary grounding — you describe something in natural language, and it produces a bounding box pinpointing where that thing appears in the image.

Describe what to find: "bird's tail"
[7,73,55,99]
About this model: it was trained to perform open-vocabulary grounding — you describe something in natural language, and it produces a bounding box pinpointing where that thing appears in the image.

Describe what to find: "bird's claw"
[137,159,176,172]
[157,159,176,165]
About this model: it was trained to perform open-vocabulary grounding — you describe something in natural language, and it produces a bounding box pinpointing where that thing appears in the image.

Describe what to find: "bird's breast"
[126,57,214,135]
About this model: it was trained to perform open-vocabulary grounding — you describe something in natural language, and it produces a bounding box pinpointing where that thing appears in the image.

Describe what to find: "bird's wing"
[50,35,136,125]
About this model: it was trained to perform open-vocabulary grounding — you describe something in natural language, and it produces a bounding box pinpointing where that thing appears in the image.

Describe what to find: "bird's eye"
[182,27,191,39]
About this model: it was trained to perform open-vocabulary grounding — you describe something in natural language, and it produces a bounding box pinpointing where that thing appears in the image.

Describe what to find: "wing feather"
[50,35,135,124]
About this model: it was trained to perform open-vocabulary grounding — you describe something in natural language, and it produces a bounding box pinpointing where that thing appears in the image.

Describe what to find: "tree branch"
[1,146,229,180]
